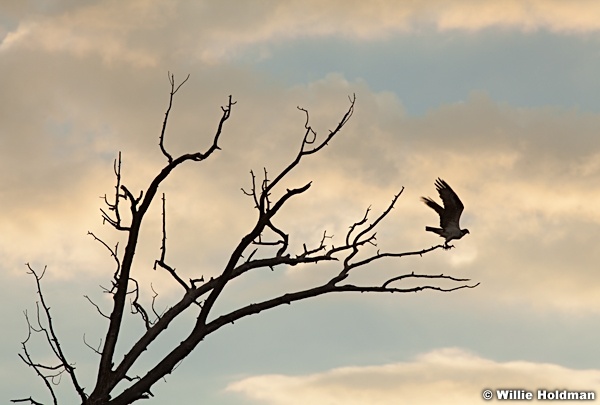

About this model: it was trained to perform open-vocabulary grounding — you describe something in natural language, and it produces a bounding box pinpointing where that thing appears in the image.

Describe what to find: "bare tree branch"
[16,77,477,405]
[83,333,103,356]
[87,231,121,286]
[159,72,190,163]
[130,278,154,330]
[88,77,236,403]
[100,152,130,231]
[149,284,166,320]
[84,295,110,319]
[16,265,87,404]
[11,397,45,405]
[259,94,355,212]
[153,193,190,290]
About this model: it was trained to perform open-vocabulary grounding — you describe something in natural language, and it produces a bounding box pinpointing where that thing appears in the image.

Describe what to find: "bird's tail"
[425,226,443,236]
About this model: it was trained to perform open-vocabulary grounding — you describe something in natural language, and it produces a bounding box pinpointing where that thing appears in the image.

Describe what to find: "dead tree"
[13,74,478,405]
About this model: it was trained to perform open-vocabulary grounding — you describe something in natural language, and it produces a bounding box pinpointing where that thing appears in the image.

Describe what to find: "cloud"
[227,348,600,405]
[1,1,599,311]
[0,0,175,67]
[3,1,600,65]
[2,3,600,404]
[188,1,600,62]
[1,55,599,315]
[434,0,600,32]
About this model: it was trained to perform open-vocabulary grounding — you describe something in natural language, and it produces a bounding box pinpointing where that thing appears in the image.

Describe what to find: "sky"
[1,1,600,404]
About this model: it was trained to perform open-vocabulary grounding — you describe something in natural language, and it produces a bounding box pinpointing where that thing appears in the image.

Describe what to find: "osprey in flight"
[422,178,470,248]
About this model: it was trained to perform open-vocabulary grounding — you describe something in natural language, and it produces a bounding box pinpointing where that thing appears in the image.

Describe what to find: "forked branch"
[159,72,190,163]
[16,77,477,405]
[13,265,86,404]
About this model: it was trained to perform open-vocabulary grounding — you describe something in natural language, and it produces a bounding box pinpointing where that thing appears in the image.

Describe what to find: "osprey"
[422,178,470,248]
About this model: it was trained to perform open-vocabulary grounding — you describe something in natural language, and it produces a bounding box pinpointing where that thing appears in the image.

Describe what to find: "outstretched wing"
[434,178,464,229]
[421,196,443,217]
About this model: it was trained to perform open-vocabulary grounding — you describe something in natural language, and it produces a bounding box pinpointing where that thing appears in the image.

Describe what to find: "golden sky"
[2,1,600,403]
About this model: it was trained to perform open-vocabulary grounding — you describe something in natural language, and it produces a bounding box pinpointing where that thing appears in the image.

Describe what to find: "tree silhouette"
[13,74,478,405]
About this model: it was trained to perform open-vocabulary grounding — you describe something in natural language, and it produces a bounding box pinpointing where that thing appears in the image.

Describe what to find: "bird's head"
[462,229,470,236]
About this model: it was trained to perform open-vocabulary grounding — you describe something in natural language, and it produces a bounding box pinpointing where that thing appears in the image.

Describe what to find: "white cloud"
[179,1,600,62]
[227,348,600,405]
[434,0,600,32]
[1,1,599,314]
[0,0,174,66]
[1,61,599,314]
[3,1,600,65]
[2,3,600,404]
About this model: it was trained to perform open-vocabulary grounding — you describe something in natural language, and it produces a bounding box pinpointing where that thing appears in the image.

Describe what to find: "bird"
[421,178,470,249]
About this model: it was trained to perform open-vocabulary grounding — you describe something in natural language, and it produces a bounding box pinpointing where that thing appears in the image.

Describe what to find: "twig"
[159,72,190,163]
